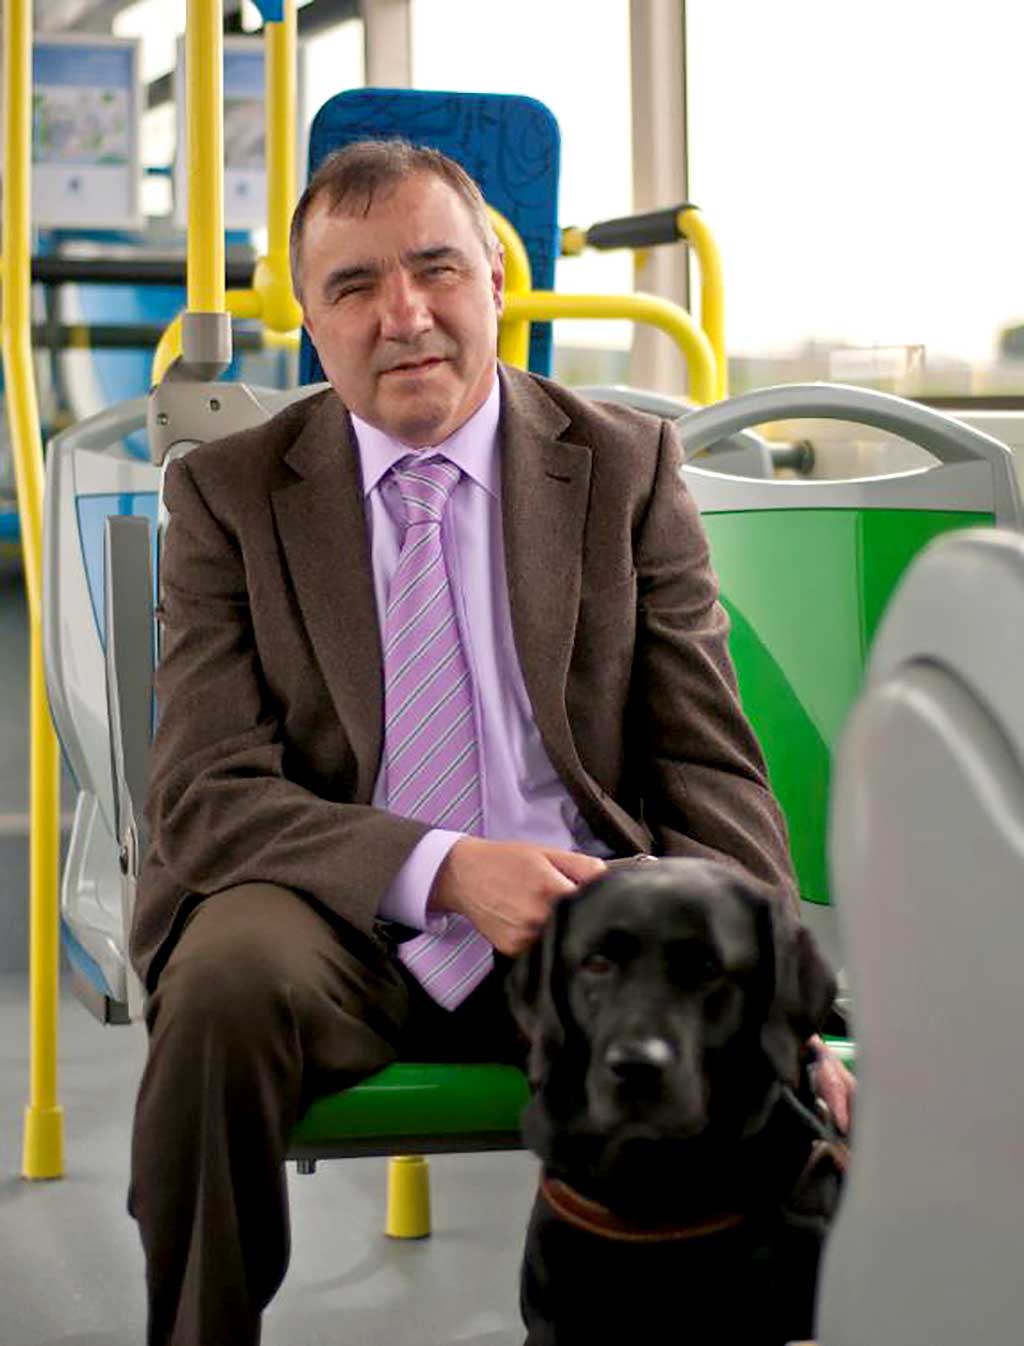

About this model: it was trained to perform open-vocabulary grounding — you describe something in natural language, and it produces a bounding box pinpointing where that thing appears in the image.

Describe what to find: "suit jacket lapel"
[499,366,592,784]
[271,394,383,799]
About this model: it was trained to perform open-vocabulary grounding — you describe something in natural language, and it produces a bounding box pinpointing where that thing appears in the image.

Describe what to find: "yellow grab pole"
[186,0,226,315]
[489,207,532,370]
[503,290,717,405]
[252,0,302,332]
[677,208,727,400]
[2,0,64,1179]
[265,3,295,264]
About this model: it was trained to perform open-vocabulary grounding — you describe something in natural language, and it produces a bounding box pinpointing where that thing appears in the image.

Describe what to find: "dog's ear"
[756,896,837,1084]
[507,895,575,1088]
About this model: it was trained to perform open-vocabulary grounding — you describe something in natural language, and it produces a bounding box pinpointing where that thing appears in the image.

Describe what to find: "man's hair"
[289,138,499,303]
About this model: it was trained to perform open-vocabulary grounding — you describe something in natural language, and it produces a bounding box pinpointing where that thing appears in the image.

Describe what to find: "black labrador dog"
[507,858,846,1346]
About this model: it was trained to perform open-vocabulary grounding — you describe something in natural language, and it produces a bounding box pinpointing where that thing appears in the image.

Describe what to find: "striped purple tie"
[383,455,494,1009]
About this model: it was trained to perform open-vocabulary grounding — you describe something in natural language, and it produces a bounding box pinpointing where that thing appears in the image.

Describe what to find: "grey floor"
[0,549,537,1346]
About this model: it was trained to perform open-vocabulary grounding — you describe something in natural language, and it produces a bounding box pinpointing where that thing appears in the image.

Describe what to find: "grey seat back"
[817,527,1024,1345]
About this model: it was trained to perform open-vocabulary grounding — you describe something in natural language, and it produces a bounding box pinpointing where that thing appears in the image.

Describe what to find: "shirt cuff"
[377,829,465,932]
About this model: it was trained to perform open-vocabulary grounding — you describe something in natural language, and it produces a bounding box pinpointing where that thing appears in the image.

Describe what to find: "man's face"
[299,171,505,447]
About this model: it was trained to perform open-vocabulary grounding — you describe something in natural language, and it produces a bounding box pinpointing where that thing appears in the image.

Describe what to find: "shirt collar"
[351,371,501,499]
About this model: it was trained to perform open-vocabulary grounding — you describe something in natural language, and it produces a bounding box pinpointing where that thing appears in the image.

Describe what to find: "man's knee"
[146,882,407,1058]
[149,884,312,1033]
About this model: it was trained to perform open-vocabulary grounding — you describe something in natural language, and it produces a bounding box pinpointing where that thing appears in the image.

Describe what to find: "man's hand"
[430,838,606,956]
[807,1034,856,1135]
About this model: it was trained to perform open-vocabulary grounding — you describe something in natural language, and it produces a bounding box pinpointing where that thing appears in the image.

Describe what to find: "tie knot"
[391,455,461,527]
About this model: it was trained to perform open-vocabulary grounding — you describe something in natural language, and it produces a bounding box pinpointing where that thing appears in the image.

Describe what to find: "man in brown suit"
[129,140,848,1346]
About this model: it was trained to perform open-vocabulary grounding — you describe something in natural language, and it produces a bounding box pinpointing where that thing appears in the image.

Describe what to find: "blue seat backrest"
[76,490,160,648]
[299,88,561,383]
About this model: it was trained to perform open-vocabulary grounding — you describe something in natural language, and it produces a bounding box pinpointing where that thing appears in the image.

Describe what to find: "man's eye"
[424,264,456,278]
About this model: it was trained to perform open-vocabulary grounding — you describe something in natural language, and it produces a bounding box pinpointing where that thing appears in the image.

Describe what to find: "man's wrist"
[427,835,475,915]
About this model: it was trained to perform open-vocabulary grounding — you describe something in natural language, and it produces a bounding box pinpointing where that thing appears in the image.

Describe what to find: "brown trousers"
[128,883,528,1346]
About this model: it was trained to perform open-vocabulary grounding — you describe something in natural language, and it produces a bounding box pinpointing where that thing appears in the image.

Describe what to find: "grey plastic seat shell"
[817,528,1024,1345]
[42,382,325,1016]
[674,384,1022,977]
[678,382,1023,524]
[574,384,774,478]
[42,400,159,1006]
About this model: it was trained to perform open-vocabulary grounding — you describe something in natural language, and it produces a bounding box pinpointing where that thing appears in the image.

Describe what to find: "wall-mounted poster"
[31,35,142,229]
[174,37,305,232]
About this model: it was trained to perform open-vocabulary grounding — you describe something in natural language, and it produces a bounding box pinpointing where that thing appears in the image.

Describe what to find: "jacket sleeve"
[632,419,799,907]
[139,455,430,951]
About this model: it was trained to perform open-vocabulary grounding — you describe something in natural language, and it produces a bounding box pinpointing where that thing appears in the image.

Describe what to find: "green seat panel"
[289,1062,530,1148]
[704,508,992,907]
[289,1048,854,1154]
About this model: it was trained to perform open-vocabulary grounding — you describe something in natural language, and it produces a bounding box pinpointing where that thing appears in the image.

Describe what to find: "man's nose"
[379,271,432,341]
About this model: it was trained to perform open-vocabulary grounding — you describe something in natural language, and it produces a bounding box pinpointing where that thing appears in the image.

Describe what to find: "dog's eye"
[700,957,724,983]
[580,953,616,977]
[668,944,724,986]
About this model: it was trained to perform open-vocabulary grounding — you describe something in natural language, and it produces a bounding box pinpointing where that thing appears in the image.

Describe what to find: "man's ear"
[756,897,837,1085]
[490,241,506,319]
[506,895,573,1088]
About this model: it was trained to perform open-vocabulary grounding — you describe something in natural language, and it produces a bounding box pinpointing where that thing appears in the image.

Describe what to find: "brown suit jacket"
[134,364,796,989]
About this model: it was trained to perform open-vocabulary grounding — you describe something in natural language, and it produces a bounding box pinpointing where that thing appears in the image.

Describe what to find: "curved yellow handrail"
[2,0,64,1179]
[558,206,728,401]
[503,290,717,405]
[677,208,727,399]
[488,206,532,370]
[492,208,714,401]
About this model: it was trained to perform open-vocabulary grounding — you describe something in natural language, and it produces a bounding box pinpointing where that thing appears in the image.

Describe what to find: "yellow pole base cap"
[385,1154,431,1239]
[22,1104,64,1180]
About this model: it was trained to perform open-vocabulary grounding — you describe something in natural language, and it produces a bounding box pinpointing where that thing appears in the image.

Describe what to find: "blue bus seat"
[299,88,560,384]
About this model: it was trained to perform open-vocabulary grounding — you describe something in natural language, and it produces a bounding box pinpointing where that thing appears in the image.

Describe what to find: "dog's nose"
[605,1036,675,1082]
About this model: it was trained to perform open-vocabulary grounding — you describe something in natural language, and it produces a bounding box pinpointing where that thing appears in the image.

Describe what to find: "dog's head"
[508,858,835,1179]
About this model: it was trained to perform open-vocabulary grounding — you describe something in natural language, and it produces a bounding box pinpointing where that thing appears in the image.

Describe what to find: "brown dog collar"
[539,1174,746,1244]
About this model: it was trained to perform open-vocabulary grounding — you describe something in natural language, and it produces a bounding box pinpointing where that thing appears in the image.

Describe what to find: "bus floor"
[0,971,534,1345]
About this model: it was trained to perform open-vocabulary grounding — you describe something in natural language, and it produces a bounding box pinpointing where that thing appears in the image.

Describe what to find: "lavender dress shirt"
[351,373,612,933]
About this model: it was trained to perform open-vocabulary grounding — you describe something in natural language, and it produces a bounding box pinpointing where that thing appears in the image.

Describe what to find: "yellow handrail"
[492,207,714,401]
[489,206,532,370]
[252,3,302,334]
[559,205,728,401]
[503,291,717,405]
[2,0,64,1179]
[153,0,300,386]
[186,0,225,315]
[677,207,727,399]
